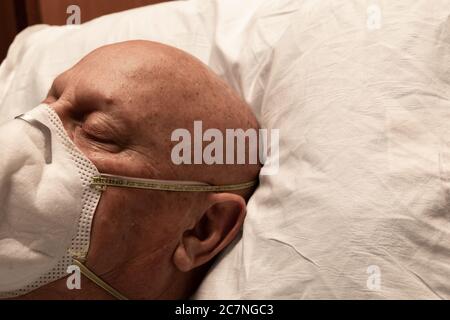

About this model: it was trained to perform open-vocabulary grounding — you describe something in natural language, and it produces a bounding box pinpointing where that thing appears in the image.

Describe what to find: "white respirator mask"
[0,104,258,299]
[0,104,102,298]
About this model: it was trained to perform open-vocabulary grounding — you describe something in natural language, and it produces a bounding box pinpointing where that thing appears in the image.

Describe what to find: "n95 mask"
[0,104,102,298]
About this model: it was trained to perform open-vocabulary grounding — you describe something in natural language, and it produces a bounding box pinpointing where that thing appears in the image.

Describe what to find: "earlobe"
[173,242,194,272]
[172,193,246,272]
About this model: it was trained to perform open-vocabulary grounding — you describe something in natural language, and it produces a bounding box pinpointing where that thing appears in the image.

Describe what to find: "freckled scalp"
[47,40,261,190]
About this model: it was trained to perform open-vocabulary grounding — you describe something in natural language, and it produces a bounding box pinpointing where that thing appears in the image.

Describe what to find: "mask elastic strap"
[91,174,259,193]
[72,258,128,300]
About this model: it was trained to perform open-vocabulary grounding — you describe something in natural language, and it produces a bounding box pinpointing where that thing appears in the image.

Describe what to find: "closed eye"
[77,124,122,153]
[82,122,115,144]
[83,129,115,144]
[70,110,127,153]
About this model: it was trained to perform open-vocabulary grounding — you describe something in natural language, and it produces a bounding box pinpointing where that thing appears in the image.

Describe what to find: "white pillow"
[1,0,450,299]
[196,0,450,299]
[0,0,286,123]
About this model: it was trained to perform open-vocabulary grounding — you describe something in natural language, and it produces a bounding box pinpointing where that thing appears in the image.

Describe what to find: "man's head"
[25,40,260,299]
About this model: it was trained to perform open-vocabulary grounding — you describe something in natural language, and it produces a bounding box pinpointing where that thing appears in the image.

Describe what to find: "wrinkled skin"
[21,41,260,300]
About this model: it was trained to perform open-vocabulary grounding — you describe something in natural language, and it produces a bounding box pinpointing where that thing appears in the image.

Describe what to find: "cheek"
[85,189,135,274]
[126,191,185,250]
[85,188,181,273]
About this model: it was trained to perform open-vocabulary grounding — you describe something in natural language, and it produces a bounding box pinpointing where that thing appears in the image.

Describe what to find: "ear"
[173,193,246,272]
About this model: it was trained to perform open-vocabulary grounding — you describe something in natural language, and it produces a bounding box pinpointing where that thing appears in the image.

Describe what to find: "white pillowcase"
[197,0,450,299]
[0,0,293,123]
[1,0,450,299]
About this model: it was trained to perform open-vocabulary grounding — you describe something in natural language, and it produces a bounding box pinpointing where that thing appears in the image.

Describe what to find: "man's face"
[44,48,202,289]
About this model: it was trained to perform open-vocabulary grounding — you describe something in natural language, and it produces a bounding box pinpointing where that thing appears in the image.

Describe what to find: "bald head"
[46,40,260,190]
[26,40,261,299]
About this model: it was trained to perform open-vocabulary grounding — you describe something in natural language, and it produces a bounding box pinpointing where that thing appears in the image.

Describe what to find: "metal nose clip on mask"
[0,104,258,300]
[15,113,53,163]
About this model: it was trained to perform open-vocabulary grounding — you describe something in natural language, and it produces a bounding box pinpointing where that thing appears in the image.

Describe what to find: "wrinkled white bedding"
[1,0,450,299]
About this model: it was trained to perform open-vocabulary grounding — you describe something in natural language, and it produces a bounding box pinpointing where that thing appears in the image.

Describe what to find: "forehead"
[58,60,148,118]
[54,49,198,156]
